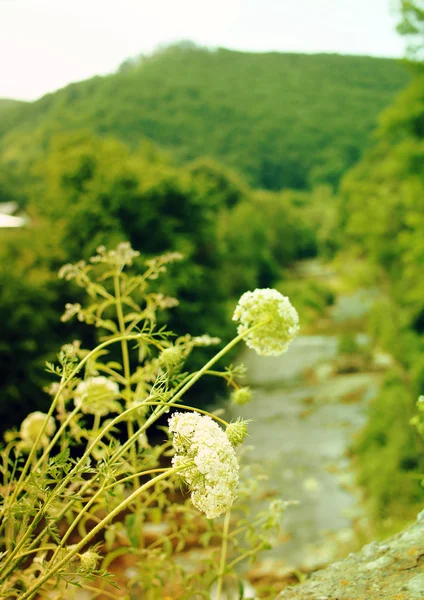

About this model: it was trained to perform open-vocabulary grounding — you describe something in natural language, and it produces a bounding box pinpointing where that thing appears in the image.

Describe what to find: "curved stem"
[112,325,261,465]
[50,481,108,564]
[52,465,172,562]
[35,405,80,470]
[19,466,186,600]
[3,332,144,516]
[227,542,265,570]
[79,584,117,600]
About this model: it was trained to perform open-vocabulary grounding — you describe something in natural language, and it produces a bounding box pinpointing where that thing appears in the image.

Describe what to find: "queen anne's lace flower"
[233,288,299,356]
[74,376,121,416]
[168,412,239,519]
[90,242,140,267]
[158,346,184,371]
[20,411,56,447]
[61,303,83,323]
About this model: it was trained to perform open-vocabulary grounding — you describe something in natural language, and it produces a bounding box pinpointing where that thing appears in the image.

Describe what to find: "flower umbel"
[90,242,140,268]
[233,288,299,356]
[74,376,121,416]
[168,412,239,519]
[20,412,56,448]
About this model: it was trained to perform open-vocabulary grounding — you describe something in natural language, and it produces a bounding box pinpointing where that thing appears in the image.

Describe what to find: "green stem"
[112,324,263,465]
[19,466,186,600]
[52,465,171,562]
[226,542,265,570]
[216,509,231,600]
[35,405,80,471]
[114,274,139,490]
[103,467,170,491]
[79,584,117,600]
[3,332,143,516]
[0,333,144,577]
[13,545,57,560]
[50,481,108,564]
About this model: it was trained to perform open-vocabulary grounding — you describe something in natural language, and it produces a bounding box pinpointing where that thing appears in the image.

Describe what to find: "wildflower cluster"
[169,412,239,518]
[19,411,55,450]
[74,376,121,416]
[0,243,299,600]
[233,288,299,356]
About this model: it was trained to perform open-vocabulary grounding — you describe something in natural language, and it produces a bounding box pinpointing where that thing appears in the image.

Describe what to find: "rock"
[275,513,424,599]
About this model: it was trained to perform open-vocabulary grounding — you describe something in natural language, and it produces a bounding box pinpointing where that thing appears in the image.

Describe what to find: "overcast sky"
[0,0,406,101]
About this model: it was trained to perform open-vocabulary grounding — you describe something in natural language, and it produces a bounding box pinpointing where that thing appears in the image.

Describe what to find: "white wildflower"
[45,382,61,397]
[90,242,140,267]
[60,339,82,358]
[61,303,83,323]
[74,376,121,416]
[20,411,56,447]
[191,335,221,346]
[58,261,87,281]
[168,412,239,519]
[233,288,299,356]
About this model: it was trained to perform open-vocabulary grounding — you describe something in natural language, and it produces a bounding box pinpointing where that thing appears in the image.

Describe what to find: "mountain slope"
[0,98,26,119]
[0,45,410,190]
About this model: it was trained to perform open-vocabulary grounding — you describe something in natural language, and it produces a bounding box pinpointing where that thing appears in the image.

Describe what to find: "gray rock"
[276,513,424,599]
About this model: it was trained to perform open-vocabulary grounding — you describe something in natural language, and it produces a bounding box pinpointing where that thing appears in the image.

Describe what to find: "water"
[225,334,381,572]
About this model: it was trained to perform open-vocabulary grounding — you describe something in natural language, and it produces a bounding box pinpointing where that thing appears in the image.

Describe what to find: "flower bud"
[158,346,184,371]
[230,386,252,406]
[79,550,100,571]
[226,418,249,446]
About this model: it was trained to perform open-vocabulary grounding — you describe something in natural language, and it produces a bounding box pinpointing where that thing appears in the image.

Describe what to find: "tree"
[397,0,424,60]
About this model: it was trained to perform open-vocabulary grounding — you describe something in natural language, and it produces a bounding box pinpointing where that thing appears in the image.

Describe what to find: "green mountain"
[0,44,410,190]
[0,98,26,118]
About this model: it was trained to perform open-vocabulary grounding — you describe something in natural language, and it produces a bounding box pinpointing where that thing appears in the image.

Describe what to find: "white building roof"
[0,214,27,228]
[0,201,18,215]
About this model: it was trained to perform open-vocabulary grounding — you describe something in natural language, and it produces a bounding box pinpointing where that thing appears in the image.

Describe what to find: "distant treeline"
[339,64,424,532]
[0,131,322,430]
[0,44,409,191]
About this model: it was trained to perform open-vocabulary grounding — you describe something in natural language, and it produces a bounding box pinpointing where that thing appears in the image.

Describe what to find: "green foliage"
[0,223,72,429]
[0,99,27,122]
[0,131,314,431]
[397,0,424,60]
[341,73,424,329]
[274,278,335,325]
[0,244,288,600]
[338,60,424,533]
[354,373,424,535]
[0,45,409,191]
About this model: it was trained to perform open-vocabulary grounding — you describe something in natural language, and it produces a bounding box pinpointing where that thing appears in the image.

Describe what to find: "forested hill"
[0,98,26,117]
[0,44,410,191]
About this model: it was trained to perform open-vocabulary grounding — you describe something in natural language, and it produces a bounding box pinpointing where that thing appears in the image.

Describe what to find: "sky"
[0,0,406,101]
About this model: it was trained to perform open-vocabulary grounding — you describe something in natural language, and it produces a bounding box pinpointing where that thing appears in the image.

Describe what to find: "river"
[223,285,386,580]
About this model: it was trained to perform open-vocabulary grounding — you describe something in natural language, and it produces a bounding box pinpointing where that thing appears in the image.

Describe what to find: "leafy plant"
[0,243,299,599]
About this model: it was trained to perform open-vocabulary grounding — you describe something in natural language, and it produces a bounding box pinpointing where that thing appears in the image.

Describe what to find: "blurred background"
[1,0,424,584]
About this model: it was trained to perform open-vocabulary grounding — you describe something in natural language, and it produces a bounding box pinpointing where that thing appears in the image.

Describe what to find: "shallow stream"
[224,287,384,575]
